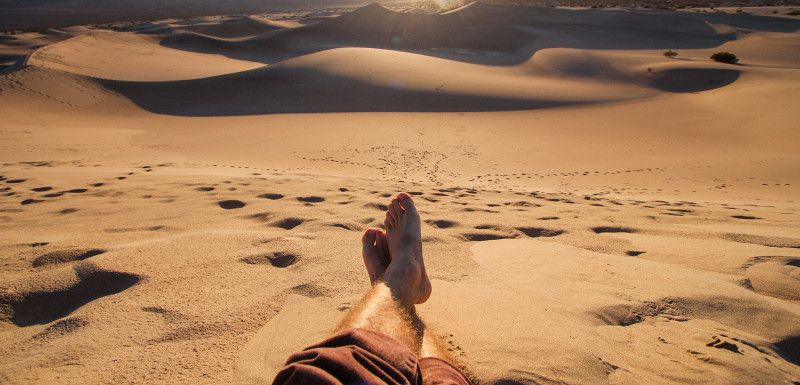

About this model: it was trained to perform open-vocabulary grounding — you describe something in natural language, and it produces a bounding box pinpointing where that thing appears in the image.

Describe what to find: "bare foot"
[362,228,390,285]
[383,192,432,305]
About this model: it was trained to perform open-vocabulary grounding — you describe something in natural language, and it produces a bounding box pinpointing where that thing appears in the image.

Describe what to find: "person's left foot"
[362,228,391,285]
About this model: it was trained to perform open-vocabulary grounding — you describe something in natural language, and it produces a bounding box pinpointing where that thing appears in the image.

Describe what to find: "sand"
[1,3,799,384]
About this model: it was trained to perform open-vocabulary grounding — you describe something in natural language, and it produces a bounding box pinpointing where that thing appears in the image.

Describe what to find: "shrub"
[663,50,677,58]
[711,52,739,64]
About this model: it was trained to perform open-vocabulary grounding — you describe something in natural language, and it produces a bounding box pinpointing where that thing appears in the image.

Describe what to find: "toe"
[376,229,390,257]
[397,192,417,214]
[384,213,394,229]
[388,197,400,218]
[390,197,404,218]
[362,228,377,250]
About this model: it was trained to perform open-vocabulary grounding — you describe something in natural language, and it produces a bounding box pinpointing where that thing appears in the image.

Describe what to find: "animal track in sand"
[32,248,107,267]
[258,193,284,200]
[0,265,140,326]
[297,196,325,203]
[241,252,298,267]
[218,200,246,209]
[271,217,307,230]
[516,227,564,238]
[591,226,637,234]
[425,219,459,228]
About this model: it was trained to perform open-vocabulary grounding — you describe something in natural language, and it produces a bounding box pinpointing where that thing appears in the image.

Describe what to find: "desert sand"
[1,2,799,384]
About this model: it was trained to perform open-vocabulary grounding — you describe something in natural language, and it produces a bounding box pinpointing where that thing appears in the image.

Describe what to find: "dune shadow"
[101,65,584,116]
[650,68,740,92]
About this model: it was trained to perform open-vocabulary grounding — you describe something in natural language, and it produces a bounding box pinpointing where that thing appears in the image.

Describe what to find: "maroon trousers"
[272,328,470,385]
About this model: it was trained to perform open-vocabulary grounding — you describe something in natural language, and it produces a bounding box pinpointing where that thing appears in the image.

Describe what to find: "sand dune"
[28,31,264,81]
[1,3,799,385]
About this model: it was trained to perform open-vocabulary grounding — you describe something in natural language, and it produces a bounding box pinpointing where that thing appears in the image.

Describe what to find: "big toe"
[397,192,417,214]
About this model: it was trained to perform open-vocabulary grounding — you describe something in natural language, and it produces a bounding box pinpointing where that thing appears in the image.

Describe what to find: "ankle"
[382,268,421,306]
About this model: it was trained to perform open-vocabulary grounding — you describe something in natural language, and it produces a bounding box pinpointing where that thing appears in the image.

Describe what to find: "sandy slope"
[1,3,799,385]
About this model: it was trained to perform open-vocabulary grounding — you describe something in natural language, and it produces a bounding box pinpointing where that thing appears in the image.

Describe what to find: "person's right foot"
[383,192,432,305]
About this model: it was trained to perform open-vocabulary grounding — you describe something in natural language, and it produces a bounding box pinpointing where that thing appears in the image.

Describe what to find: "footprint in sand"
[592,226,637,234]
[218,200,246,209]
[516,227,564,238]
[63,188,88,194]
[271,217,307,230]
[241,252,298,268]
[732,215,761,220]
[297,196,325,203]
[425,219,459,228]
[460,232,517,241]
[258,193,284,200]
[0,265,139,326]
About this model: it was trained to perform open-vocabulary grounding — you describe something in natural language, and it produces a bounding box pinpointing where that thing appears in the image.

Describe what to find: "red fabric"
[272,328,469,385]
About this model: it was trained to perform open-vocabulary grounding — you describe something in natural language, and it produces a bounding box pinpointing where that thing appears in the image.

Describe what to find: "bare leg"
[338,193,455,364]
[336,282,425,352]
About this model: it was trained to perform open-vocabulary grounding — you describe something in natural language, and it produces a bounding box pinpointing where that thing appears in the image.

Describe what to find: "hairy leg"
[338,194,459,363]
[336,282,425,353]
